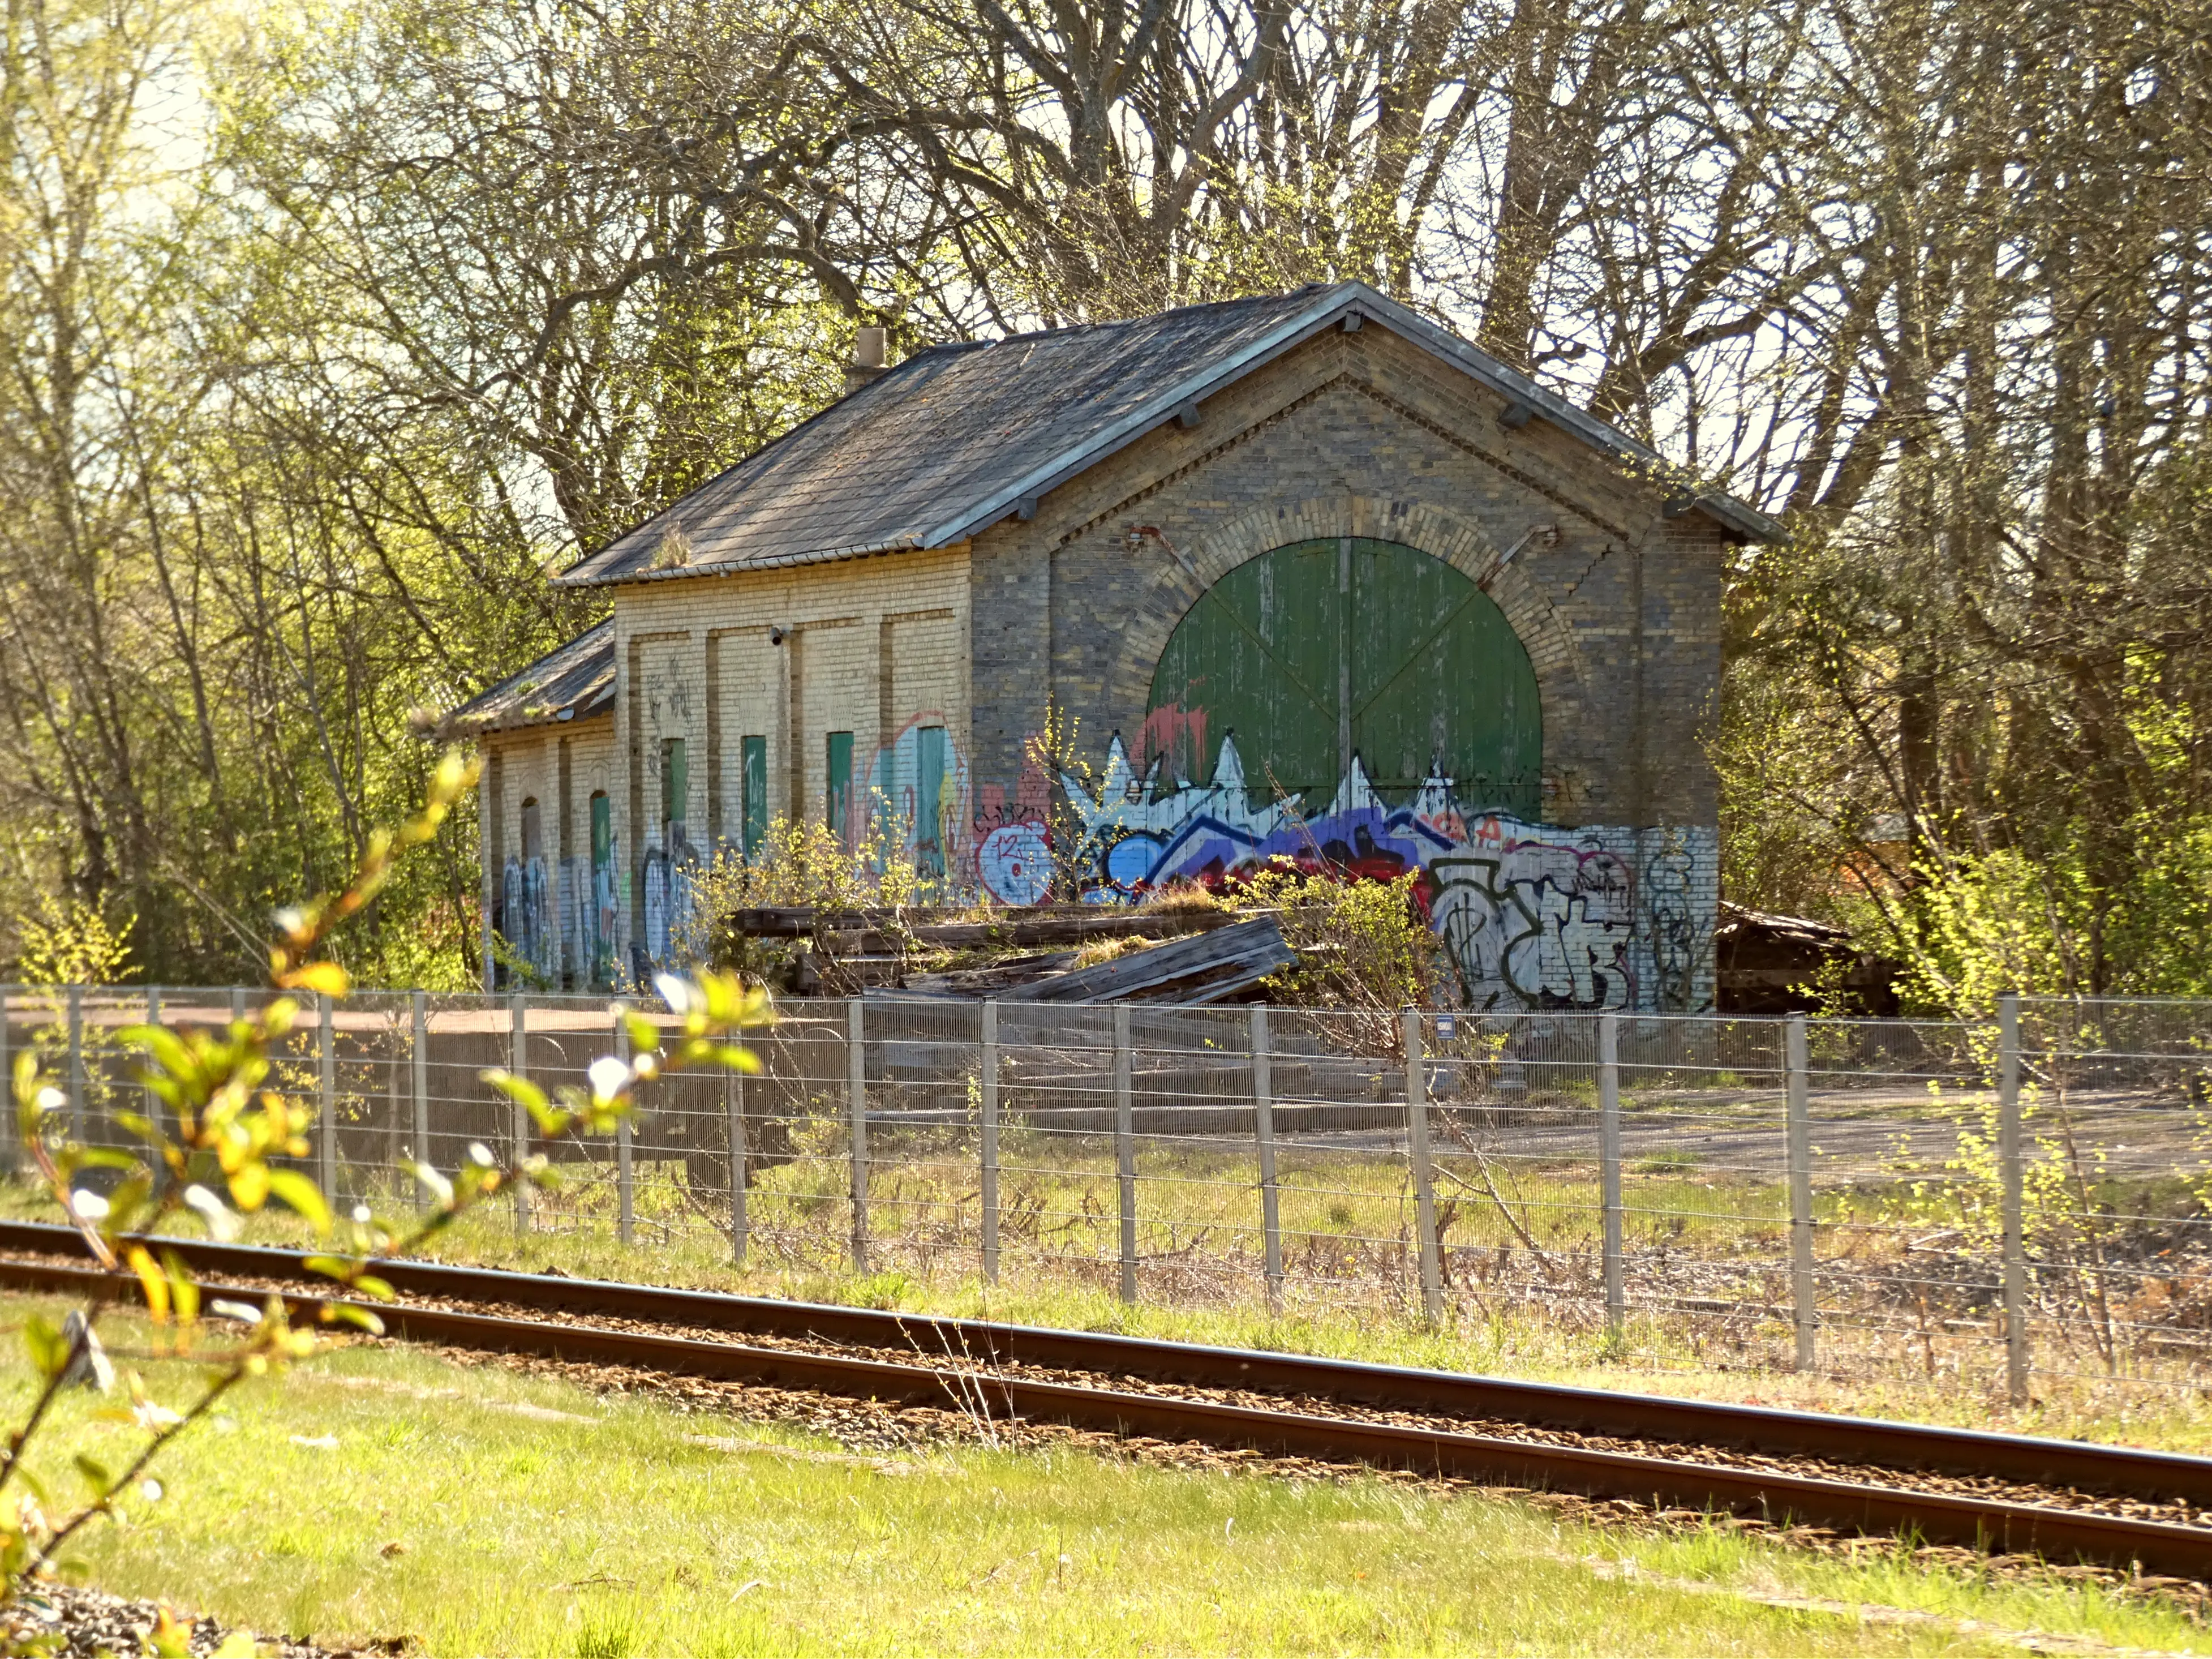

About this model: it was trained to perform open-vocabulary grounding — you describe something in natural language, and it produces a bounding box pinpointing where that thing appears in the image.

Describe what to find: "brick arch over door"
[1105,495,1588,769]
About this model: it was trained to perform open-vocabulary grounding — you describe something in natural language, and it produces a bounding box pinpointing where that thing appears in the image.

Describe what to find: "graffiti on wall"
[1429,837,1634,1010]
[499,856,555,983]
[590,715,1714,1013]
[974,751,1056,906]
[558,852,620,989]
[864,717,973,885]
[1051,734,1715,1012]
[641,836,697,968]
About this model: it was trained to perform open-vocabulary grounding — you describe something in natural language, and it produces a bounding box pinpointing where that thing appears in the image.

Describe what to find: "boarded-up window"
[826,731,853,844]
[589,792,615,986]
[915,725,948,878]
[741,735,767,861]
[661,738,688,844]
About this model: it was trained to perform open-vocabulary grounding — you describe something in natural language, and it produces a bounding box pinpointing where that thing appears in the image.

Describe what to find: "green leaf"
[302,1254,352,1283]
[104,1174,152,1234]
[266,1169,332,1236]
[72,1454,111,1497]
[160,1249,200,1326]
[278,960,350,997]
[122,1022,194,1078]
[228,1161,270,1211]
[323,1302,385,1336]
[23,1314,69,1378]
[351,1275,395,1302]
[480,1069,549,1119]
[124,1246,168,1321]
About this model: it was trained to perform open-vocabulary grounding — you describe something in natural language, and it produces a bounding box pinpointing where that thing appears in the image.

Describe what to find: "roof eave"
[437,619,617,735]
[1355,291,1789,545]
[552,535,930,588]
[445,691,617,741]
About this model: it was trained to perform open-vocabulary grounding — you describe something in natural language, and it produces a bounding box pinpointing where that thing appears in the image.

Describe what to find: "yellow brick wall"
[609,546,972,954]
[480,715,616,988]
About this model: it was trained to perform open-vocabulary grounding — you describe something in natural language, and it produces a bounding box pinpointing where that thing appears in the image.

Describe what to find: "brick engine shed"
[445,282,1783,1011]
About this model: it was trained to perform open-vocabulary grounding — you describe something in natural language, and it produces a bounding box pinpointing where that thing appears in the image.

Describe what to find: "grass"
[12,1124,2212,1456]
[2,1292,2203,1656]
[15,1057,2212,1454]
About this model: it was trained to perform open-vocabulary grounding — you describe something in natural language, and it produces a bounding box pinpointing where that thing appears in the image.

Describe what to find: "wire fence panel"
[5,985,2212,1403]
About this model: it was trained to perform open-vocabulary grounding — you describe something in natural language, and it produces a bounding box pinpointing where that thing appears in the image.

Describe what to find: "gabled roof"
[559,280,1783,588]
[442,620,613,735]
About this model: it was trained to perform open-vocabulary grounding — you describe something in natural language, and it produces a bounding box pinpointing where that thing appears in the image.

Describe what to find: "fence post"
[980,1001,1000,1286]
[1404,1007,1443,1323]
[615,1008,634,1247]
[229,987,245,1026]
[66,984,85,1143]
[410,991,430,1212]
[1599,1011,1624,1341]
[1252,1004,1283,1314]
[141,987,164,1195]
[2000,991,2030,1405]
[510,992,531,1234]
[848,998,869,1273]
[726,1062,747,1268]
[317,992,337,1199]
[1114,1004,1136,1304]
[0,984,14,1174]
[1786,1014,1816,1371]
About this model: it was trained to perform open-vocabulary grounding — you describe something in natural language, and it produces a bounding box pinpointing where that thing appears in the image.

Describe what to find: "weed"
[573,1610,640,1659]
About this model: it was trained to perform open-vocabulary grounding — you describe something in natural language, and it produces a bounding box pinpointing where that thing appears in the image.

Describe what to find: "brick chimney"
[844,325,888,397]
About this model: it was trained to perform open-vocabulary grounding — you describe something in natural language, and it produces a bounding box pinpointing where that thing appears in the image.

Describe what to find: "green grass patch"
[8,1131,2212,1456]
[2,1294,2202,1656]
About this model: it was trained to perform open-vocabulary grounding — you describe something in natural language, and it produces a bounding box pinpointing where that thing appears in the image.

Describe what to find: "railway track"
[0,1219,2207,1580]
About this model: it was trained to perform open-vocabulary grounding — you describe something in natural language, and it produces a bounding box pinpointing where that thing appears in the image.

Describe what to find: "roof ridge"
[556,278,1781,590]
[924,285,1343,355]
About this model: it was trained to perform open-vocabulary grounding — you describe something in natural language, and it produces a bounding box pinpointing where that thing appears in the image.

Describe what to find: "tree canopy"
[0,0,2205,1001]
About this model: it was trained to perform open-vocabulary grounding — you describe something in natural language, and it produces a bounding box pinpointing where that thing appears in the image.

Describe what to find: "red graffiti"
[1134,701,1209,784]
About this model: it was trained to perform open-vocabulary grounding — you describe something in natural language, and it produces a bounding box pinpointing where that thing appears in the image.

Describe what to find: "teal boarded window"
[741,735,767,861]
[660,738,688,842]
[588,791,615,987]
[1145,537,1541,816]
[826,731,854,844]
[915,725,948,878]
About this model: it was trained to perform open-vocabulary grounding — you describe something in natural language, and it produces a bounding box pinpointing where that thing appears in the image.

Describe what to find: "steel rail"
[1,1224,2209,1576]
[0,1221,2198,1503]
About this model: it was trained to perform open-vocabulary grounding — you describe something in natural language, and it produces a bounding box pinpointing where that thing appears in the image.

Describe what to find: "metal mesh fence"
[2,985,2209,1400]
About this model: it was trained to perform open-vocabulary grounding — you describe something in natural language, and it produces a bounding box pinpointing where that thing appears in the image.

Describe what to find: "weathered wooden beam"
[995,916,1298,1004]
[725,905,1244,951]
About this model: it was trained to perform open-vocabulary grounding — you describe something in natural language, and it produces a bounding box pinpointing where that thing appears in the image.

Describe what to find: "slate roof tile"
[556,280,1783,590]
[443,619,614,734]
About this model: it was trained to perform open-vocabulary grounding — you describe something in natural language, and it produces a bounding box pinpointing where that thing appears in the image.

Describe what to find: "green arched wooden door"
[1145,538,1541,815]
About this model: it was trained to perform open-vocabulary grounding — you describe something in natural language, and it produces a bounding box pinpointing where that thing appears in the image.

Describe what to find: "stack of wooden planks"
[721,903,1295,1003]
